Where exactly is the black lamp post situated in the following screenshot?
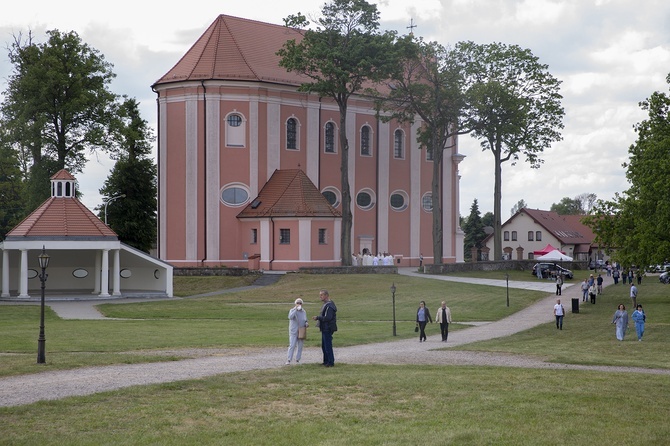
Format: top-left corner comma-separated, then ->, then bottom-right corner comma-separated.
37,246 -> 50,364
390,282 -> 397,336
505,273 -> 510,307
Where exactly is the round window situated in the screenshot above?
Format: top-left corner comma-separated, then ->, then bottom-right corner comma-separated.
227,114 -> 242,127
221,185 -> 250,207
321,187 -> 341,208
356,189 -> 376,210
390,192 -> 408,211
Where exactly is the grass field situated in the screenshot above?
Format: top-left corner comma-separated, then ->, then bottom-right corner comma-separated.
1,271 -> 669,445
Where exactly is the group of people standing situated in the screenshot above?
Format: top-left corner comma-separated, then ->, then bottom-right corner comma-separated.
416,300 -> 453,343
352,249 -> 395,266
285,289 -> 337,367
579,273 -> 603,304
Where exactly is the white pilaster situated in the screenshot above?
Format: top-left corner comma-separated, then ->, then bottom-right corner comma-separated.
100,249 -> 110,297
112,249 -> 121,296
18,249 -> 29,298
1,249 -> 9,297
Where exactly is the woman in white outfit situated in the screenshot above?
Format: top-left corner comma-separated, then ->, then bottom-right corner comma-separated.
287,298 -> 308,365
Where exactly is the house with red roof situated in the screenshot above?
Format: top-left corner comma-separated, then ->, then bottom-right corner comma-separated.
482,208 -> 605,263
151,15 -> 465,270
0,170 -> 173,299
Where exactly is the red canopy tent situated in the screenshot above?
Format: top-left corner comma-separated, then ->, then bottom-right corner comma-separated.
533,244 -> 565,256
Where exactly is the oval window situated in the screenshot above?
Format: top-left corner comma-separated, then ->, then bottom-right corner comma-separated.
422,193 -> 433,212
120,269 -> 132,279
154,269 -> 161,279
72,269 -> 89,279
221,185 -> 250,207
27,269 -> 38,279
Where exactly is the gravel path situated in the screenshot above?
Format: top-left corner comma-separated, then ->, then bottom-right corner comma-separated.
2,270 -> 667,408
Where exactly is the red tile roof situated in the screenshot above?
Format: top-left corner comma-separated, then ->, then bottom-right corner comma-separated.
237,169 -> 341,218
6,197 -> 117,239
51,169 -> 76,180
153,15 -> 308,87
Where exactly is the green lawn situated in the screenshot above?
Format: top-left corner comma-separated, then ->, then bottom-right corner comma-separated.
2,271 -> 669,445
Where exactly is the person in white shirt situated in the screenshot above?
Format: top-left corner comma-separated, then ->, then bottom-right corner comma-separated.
553,299 -> 565,330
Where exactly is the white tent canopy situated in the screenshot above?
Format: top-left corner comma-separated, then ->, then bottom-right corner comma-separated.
537,249 -> 573,262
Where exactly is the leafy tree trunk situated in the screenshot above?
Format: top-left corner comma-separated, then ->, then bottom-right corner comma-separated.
431,129 -> 443,264
493,139 -> 503,261
338,101 -> 352,265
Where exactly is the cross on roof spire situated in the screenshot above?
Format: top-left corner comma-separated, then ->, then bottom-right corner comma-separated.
407,18 -> 417,35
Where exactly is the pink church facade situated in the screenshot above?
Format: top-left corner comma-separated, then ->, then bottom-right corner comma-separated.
152,15 -> 465,270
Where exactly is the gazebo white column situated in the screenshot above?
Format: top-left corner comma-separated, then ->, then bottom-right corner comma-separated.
112,249 -> 121,296
92,251 -> 101,294
1,249 -> 9,297
99,249 -> 110,297
18,249 -> 29,298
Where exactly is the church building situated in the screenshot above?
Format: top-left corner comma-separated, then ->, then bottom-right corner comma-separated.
151,14 -> 465,270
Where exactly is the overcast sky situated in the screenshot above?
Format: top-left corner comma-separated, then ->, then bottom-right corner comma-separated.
1,0 -> 669,219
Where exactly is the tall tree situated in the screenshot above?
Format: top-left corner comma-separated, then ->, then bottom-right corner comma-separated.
277,0 -> 397,266
462,199 -> 486,261
550,197 -> 583,215
373,37 -> 469,264
0,130 -> 25,238
510,199 -> 527,216
0,29 -> 117,210
98,98 -> 157,253
458,41 -> 565,261
584,73 -> 670,267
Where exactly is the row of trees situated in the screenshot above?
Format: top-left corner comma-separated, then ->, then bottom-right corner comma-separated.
584,73 -> 670,268
278,0 -> 564,264
0,30 -> 156,252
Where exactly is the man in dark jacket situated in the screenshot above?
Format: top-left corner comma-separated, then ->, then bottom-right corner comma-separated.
313,289 -> 337,367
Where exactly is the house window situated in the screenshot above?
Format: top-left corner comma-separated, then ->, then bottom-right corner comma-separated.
504,231 -> 510,241
426,148 -> 433,161
318,228 -> 327,245
286,117 -> 298,150
512,231 -> 517,241
325,122 -> 336,153
536,231 -> 542,241
225,112 -> 245,147
360,125 -> 371,156
251,229 -> 257,244
279,229 -> 291,244
528,231 -> 534,241
422,193 -> 432,212
394,129 -> 404,159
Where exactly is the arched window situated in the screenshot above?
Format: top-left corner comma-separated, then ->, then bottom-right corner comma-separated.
286,117 -> 298,150
394,129 -> 404,159
536,231 -> 542,241
512,231 -> 518,241
504,231 -> 510,241
225,112 -> 246,147
325,122 -> 336,153
360,125 -> 372,156
528,231 -> 534,241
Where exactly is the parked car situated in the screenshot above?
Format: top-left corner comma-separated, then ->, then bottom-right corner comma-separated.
660,271 -> 670,284
532,263 -> 574,279
589,259 -> 605,270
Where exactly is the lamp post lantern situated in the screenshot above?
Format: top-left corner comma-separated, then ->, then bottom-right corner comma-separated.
390,282 -> 397,336
37,246 -> 50,364
103,194 -> 126,225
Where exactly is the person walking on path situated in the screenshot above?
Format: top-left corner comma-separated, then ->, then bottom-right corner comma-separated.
435,301 -> 452,342
313,289 -> 337,367
612,304 -> 629,341
630,283 -> 638,309
631,304 -> 646,341
581,278 -> 589,302
416,300 -> 432,342
286,298 -> 308,365
555,275 -> 563,296
553,299 -> 565,330
589,282 -> 598,304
